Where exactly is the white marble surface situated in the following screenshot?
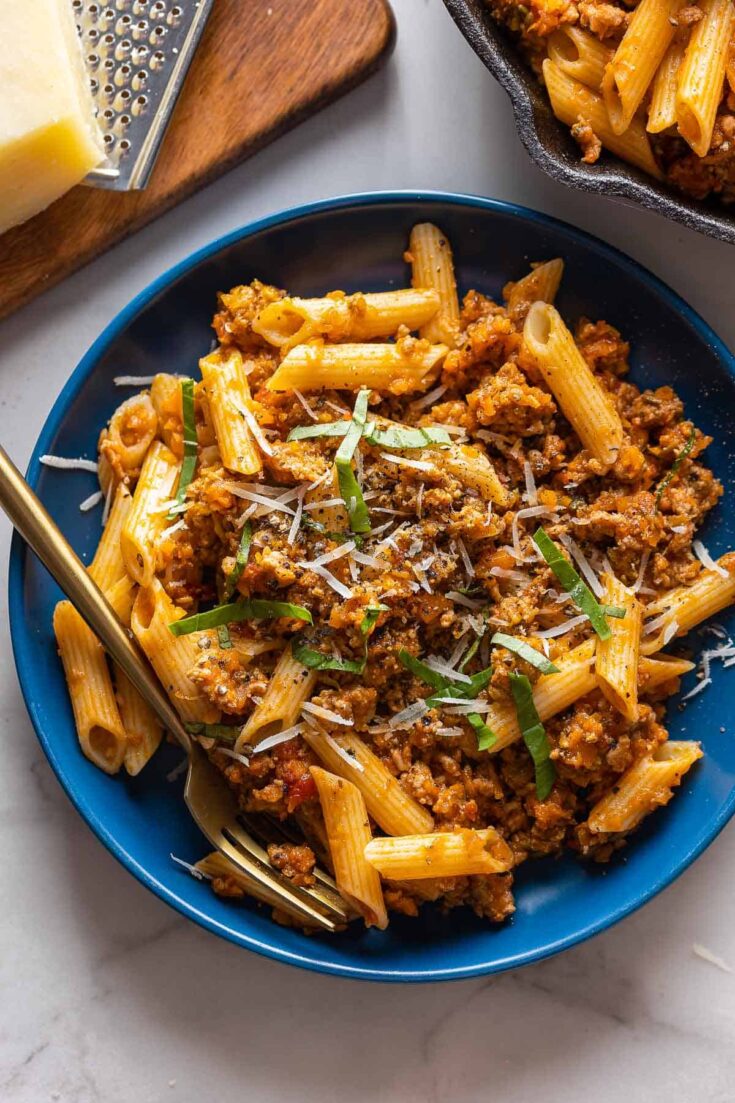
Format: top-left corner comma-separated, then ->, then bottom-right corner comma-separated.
2,1 -> 735,1099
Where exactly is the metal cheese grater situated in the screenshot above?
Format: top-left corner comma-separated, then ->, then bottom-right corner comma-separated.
73,0 -> 215,190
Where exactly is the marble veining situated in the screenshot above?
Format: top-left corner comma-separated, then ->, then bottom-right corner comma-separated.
2,2 -> 735,1099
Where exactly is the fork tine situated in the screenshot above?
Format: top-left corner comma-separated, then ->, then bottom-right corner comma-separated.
225,818 -> 351,924
236,812 -> 353,920
215,831 -> 340,932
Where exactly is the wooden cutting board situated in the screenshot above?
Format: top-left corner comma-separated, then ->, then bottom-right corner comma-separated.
0,0 -> 395,321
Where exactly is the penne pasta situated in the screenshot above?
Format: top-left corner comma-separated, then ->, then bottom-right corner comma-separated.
485,640 -> 597,753
302,731 -> 435,835
543,59 -> 663,177
266,339 -> 448,396
237,648 -> 317,749
504,258 -> 565,321
407,222 -> 461,347
364,827 -> 513,880
595,574 -> 642,721
104,575 -> 137,624
88,483 -> 132,592
648,38 -> 688,133
131,581 -> 220,724
638,654 -> 696,692
587,741 -> 702,833
442,444 -> 509,507
253,289 -> 441,351
120,441 -> 181,587
115,666 -> 164,776
98,393 -> 159,482
523,301 -> 624,469
642,553 -> 735,651
53,601 -> 126,774
199,345 -> 262,476
311,766 -> 388,929
602,0 -> 680,134
676,0 -> 734,155
548,27 -> 613,90
150,373 -> 192,458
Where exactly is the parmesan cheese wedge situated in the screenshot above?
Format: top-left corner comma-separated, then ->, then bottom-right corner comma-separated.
0,0 -> 104,234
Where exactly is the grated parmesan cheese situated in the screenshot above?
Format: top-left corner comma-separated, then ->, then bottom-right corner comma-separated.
240,404 -> 274,456
693,539 -> 729,579
113,374 -> 158,386
253,724 -> 304,753
523,461 -> 538,506
412,383 -> 447,409
324,733 -> 365,772
379,452 -> 436,473
293,388 -> 318,420
389,699 -> 428,729
692,943 -> 733,973
40,455 -> 98,473
535,614 -> 590,639
297,561 -> 353,599
79,490 -> 103,512
301,701 -> 353,726
170,853 -> 210,880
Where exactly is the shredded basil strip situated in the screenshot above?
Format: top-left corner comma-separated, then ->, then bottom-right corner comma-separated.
217,624 -> 232,649
360,604 -> 388,636
184,722 -> 240,742
601,605 -> 626,619
509,672 -> 555,800
223,521 -> 252,600
491,632 -> 559,674
533,527 -> 616,641
466,712 -> 497,751
365,424 -> 451,449
335,389 -> 371,534
291,637 -> 366,674
288,420 -> 351,441
169,378 -> 197,518
169,598 -> 312,636
655,426 -> 696,509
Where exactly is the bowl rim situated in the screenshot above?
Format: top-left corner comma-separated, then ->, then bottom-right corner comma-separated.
9,188 -> 735,982
441,0 -> 735,247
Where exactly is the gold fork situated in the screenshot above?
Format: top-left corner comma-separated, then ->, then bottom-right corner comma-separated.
0,444 -> 348,933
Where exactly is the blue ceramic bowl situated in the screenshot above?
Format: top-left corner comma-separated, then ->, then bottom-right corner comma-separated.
9,192 -> 735,982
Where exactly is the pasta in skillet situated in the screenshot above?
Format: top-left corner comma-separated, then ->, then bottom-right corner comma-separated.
52,223 -> 734,930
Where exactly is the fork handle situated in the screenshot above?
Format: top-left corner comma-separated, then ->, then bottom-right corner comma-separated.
0,445 -> 191,753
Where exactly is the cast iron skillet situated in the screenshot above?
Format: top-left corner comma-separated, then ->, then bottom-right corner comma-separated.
442,0 -> 735,245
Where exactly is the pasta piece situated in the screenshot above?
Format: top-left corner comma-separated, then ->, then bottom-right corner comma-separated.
311,766 -> 388,929
676,0 -> 734,156
266,340 -> 448,395
150,373 -> 186,457
638,654 -> 695,691
595,574 -> 642,721
485,640 -> 597,753
199,345 -> 262,476
504,258 -> 565,321
236,648 -> 317,749
602,0 -> 680,134
99,393 -> 159,481
120,441 -> 180,587
548,27 -> 613,89
53,601 -> 126,774
648,39 -> 687,133
543,59 -> 663,177
131,581 -> 220,723
523,301 -> 624,469
587,741 -> 702,833
364,828 -> 513,880
442,444 -> 509,507
115,667 -> 164,776
407,223 -> 461,347
252,289 -> 441,351
88,483 -> 132,592
104,575 -> 136,624
642,553 -> 735,651
302,731 -> 435,835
